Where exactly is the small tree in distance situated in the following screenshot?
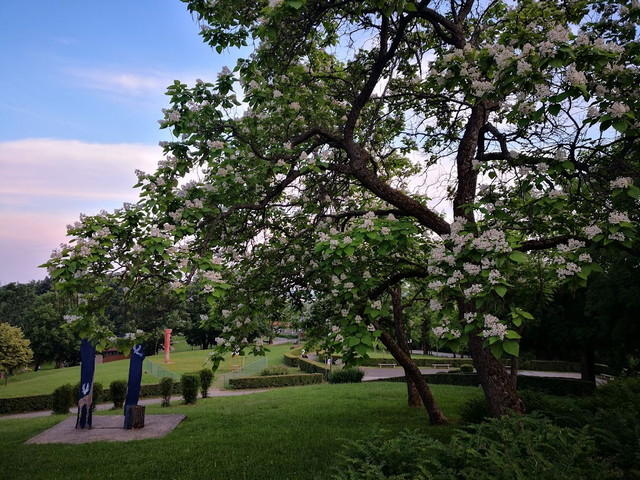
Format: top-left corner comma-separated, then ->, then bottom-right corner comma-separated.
0,322 -> 33,384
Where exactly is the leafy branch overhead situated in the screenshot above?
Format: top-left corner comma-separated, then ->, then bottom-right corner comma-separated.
44,0 -> 639,417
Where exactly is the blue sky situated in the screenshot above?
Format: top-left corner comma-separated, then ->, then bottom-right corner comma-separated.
0,1 -> 235,284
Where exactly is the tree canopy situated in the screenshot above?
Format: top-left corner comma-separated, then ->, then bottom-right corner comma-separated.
45,0 -> 639,417
0,323 -> 33,383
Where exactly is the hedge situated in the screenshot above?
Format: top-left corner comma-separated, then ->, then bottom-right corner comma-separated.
0,394 -> 53,415
283,352 -> 300,368
328,354 -> 597,373
519,359 -> 581,373
228,373 -> 323,389
0,382 -> 182,416
297,356 -> 330,376
517,375 -> 596,396
375,373 -> 596,396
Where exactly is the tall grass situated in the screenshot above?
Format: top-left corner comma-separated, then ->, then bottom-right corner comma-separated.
0,382 -> 482,480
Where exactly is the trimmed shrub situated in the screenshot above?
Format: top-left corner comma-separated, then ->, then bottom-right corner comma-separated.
109,380 -> 127,409
0,381 -> 184,415
333,415 -> 617,480
283,351 -> 300,367
519,359 -> 581,372
328,368 -> 365,384
92,382 -> 104,407
51,384 -> 74,414
199,368 -> 214,398
180,372 -> 200,404
139,381 -> 181,398
517,375 -> 595,396
259,365 -> 289,376
298,356 -> 330,376
0,394 -> 52,415
159,377 -> 174,407
73,381 -> 104,410
459,363 -> 474,373
229,373 -> 323,389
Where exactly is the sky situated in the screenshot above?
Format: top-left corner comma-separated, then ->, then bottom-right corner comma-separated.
0,0 -> 236,285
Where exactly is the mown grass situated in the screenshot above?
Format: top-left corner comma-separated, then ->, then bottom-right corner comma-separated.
0,361 -> 159,398
0,343 -> 298,398
0,382 -> 482,480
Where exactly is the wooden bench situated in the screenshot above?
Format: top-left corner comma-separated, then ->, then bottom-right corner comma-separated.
432,364 -> 451,369
599,373 -> 614,381
378,363 -> 397,368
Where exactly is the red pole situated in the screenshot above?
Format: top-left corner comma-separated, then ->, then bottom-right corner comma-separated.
164,329 -> 172,364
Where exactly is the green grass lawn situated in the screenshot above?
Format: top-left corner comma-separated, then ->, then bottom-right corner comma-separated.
0,343 -> 298,398
0,361 -> 159,398
0,382 -> 482,480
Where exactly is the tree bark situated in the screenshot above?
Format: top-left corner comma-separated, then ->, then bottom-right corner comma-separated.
378,329 -> 448,425
581,345 -> 596,382
468,335 -> 525,416
390,286 -> 421,407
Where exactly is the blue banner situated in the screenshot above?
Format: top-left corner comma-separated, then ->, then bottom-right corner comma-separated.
124,344 -> 145,409
76,338 -> 95,429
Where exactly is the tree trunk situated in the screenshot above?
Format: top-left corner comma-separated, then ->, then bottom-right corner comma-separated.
390,286 -> 421,407
581,345 -> 596,382
468,335 -> 525,417
421,319 -> 430,355
378,329 -> 448,425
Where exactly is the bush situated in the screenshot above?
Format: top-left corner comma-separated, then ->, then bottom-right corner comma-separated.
298,356 -> 330,376
51,384 -> 74,414
459,364 -> 474,373
328,368 -> 365,384
259,365 -> 289,376
229,373 -> 323,389
525,377 -> 640,474
459,395 -> 490,424
0,394 -> 52,415
333,415 -> 618,480
159,377 -> 175,407
73,381 -> 104,410
180,373 -> 200,404
283,351 -> 300,367
109,380 -> 127,409
517,375 -> 595,396
199,368 -> 214,398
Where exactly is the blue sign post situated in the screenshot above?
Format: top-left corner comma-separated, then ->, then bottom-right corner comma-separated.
76,338 -> 96,429
123,344 -> 145,429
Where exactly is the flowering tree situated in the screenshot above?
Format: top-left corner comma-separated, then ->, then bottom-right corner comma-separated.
46,0 -> 639,419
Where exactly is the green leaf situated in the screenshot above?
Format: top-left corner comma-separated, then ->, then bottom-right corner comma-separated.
613,119 -> 628,133
505,330 -> 521,340
490,343 -> 504,358
509,250 -> 527,263
286,0 -> 304,9
347,336 -> 360,347
495,285 -> 507,297
548,104 -> 561,116
503,340 -> 520,357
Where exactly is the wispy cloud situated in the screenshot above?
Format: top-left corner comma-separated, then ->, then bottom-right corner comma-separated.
0,138 -> 160,284
67,67 -> 170,97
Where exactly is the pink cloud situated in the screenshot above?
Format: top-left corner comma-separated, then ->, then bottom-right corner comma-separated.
0,138 -> 161,284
